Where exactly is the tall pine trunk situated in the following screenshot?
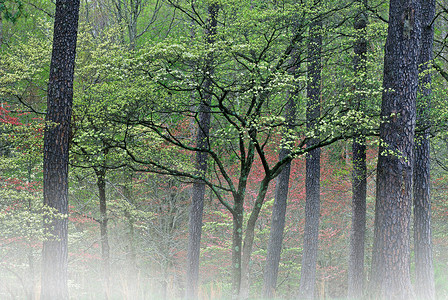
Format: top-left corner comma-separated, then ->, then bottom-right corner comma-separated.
185,4 -> 218,299
262,55 -> 299,298
41,1 -> 80,299
298,5 -> 322,298
348,0 -> 367,298
370,0 -> 421,298
413,0 -> 435,298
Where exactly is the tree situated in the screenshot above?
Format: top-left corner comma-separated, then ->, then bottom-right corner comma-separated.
110,0 -> 161,49
70,27 -> 131,296
0,0 -> 24,48
413,0 -> 436,298
262,58 -> 299,298
0,105 -> 45,300
348,0 -> 368,298
113,1 -> 378,297
41,0 -> 80,299
185,3 -> 218,299
370,0 -> 422,298
298,1 -> 322,298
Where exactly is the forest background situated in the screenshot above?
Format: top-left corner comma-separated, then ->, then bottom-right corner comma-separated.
1,0 -> 448,299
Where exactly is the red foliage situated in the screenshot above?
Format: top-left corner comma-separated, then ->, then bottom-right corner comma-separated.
0,103 -> 22,126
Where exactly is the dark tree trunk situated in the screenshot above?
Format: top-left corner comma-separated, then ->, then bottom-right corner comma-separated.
231,201 -> 244,299
348,1 -> 368,298
413,0 -> 435,299
262,66 -> 298,298
298,7 -> 322,298
370,1 -> 421,299
240,177 -> 271,299
41,1 -> 80,299
122,183 -> 137,298
127,217 -> 137,294
96,168 -> 111,299
262,158 -> 291,298
185,4 -> 218,299
230,138 -> 255,298
26,166 -> 36,300
0,13 -> 3,48
348,141 -> 366,298
127,0 -> 141,50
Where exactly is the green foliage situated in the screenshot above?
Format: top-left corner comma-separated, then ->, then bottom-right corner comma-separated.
0,0 -> 23,23
1,0 -> 448,298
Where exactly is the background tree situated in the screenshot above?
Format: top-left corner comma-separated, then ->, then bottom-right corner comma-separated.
413,0 -> 436,298
298,1 -> 322,298
348,0 -> 368,298
185,2 -> 218,299
262,46 -> 301,298
0,0 -> 23,48
70,27 -> 131,296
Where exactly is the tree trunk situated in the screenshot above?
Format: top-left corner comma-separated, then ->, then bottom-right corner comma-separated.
231,199 -> 244,299
348,141 -> 366,298
185,4 -> 218,299
0,13 -> 3,48
122,182 -> 137,298
229,138 -> 255,298
262,157 -> 291,298
262,71 -> 298,298
41,1 -> 80,299
96,168 -> 111,299
370,1 -> 421,299
240,177 -> 271,299
26,166 -> 36,300
413,0 -> 435,299
298,5 -> 322,299
348,1 -> 367,298
128,14 -> 137,50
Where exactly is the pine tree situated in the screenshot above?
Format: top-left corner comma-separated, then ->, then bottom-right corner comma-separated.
370,0 -> 422,298
298,1 -> 322,297
348,0 -> 368,298
41,0 -> 81,299
413,0 -> 436,298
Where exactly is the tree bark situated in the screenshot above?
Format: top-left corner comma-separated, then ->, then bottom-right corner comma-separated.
370,1 -> 421,299
185,4 -> 218,299
230,140 -> 255,298
262,155 -> 291,299
413,0 -> 435,299
262,62 -> 298,298
41,1 -> 80,299
348,1 -> 367,298
231,201 -> 244,299
348,141 -> 366,299
122,182 -> 137,298
0,13 -> 3,48
96,168 -> 111,299
240,176 -> 271,299
128,1 -> 138,50
298,6 -> 322,298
